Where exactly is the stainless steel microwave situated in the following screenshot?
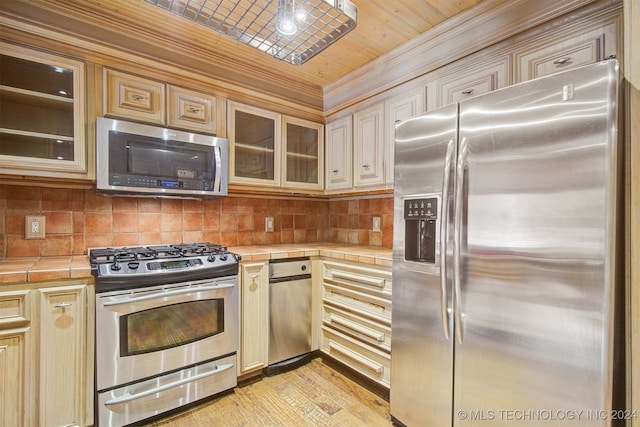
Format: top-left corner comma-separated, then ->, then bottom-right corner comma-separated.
96,117 -> 228,197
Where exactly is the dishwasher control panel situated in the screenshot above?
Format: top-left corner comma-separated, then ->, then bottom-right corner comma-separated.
269,257 -> 311,282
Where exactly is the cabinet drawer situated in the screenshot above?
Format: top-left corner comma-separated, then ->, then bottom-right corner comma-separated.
0,289 -> 30,328
322,301 -> 391,352
431,57 -> 509,109
323,283 -> 391,321
321,326 -> 390,388
104,69 -> 165,124
323,260 -> 392,294
167,85 -> 217,134
515,23 -> 617,82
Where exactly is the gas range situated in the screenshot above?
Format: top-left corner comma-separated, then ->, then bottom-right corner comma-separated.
89,242 -> 241,292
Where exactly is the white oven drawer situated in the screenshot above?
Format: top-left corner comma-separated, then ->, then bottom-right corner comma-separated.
98,354 -> 237,426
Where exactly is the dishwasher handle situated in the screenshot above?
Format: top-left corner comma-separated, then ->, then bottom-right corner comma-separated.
269,273 -> 312,284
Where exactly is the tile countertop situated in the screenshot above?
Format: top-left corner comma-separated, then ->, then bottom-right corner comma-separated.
0,244 -> 392,286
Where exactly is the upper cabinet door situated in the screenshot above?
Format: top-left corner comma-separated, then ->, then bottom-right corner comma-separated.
353,103 -> 384,188
0,43 -> 88,179
167,85 -> 217,135
514,22 -> 619,82
325,115 -> 353,192
282,115 -> 324,191
228,101 -> 281,187
385,88 -> 425,185
104,69 -> 165,125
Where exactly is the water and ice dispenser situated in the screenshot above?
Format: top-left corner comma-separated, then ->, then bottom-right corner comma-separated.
404,197 -> 438,263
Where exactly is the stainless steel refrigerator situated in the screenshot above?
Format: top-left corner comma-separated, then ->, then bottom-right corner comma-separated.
390,59 -> 624,426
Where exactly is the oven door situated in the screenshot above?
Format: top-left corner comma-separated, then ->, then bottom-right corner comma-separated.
95,276 -> 238,391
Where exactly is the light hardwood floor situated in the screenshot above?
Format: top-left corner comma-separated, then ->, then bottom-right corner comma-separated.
144,357 -> 393,427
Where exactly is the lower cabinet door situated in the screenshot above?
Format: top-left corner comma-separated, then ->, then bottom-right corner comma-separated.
0,329 -> 29,427
38,285 -> 88,427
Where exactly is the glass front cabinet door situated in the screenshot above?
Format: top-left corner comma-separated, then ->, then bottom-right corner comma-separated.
0,43 -> 87,179
229,101 -> 323,192
229,101 -> 281,187
282,116 -> 323,191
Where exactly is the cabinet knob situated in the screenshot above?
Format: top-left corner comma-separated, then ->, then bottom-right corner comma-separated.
553,57 -> 571,65
54,302 -> 72,309
332,169 -> 339,174
362,164 -> 370,170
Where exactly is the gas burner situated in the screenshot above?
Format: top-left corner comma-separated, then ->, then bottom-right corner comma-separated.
146,245 -> 181,258
173,243 -> 226,256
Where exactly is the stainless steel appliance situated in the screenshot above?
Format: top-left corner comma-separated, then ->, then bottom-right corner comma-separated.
268,257 -> 312,368
96,117 -> 228,197
391,60 -> 625,426
90,243 -> 241,427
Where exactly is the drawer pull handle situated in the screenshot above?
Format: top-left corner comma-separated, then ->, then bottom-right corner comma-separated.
187,105 -> 201,113
332,169 -> 339,174
54,302 -> 72,309
130,93 -> 146,101
362,164 -> 370,170
332,271 -> 385,288
323,298 -> 391,325
461,89 -> 473,95
553,57 -> 571,65
328,315 -> 385,341
329,342 -> 384,374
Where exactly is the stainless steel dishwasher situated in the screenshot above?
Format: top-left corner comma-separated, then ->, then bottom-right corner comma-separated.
268,257 -> 312,371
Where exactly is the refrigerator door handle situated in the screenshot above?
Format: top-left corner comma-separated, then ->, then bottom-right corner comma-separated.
440,138 -> 455,340
453,136 -> 468,344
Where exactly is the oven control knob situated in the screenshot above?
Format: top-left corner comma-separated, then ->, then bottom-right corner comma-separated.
220,253 -> 228,261
207,254 -> 216,263
128,262 -> 139,270
110,262 -> 122,271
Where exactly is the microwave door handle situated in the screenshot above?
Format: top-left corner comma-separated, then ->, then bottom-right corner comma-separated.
104,363 -> 234,405
214,146 -> 222,192
102,282 -> 235,307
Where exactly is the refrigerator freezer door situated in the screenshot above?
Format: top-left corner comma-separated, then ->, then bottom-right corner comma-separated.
391,103 -> 458,427
453,60 -> 619,425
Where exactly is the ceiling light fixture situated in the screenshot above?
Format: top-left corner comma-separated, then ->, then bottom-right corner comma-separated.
145,0 -> 357,65
275,0 -> 297,36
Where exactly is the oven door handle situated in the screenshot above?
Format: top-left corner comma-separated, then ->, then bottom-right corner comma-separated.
102,283 -> 235,307
104,362 -> 234,405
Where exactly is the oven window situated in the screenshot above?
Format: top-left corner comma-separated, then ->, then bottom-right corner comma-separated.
119,299 -> 224,356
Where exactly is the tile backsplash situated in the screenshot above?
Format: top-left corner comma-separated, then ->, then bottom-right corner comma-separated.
0,185 -> 393,257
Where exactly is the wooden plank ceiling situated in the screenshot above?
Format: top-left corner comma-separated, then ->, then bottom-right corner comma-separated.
0,0 -> 483,109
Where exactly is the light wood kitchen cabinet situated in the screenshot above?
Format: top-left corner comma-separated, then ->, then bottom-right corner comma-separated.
229,101 -> 281,187
282,116 -> 324,191
37,284 -> 91,427
427,56 -> 509,111
104,69 -> 218,134
0,281 -> 93,427
514,21 -> 619,83
0,289 -> 31,427
353,102 -> 385,188
167,85 -> 217,134
0,43 -> 88,180
104,68 -> 165,125
238,261 -> 269,375
320,260 -> 392,388
325,115 -> 353,192
229,101 -> 324,193
384,88 -> 425,185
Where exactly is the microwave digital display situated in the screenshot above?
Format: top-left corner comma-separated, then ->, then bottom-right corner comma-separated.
96,118 -> 228,197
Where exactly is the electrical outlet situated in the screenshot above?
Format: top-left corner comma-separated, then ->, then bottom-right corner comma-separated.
372,216 -> 381,232
25,215 -> 46,239
265,216 -> 275,232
